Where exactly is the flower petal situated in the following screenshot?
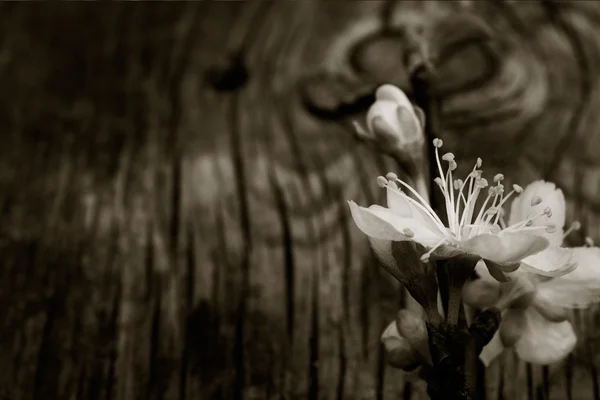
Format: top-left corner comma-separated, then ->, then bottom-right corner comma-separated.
462,278 -> 501,308
520,246 -> 577,277
536,246 -> 600,308
514,309 -> 576,365
349,201 -> 444,246
349,201 -> 410,241
375,84 -> 414,110
431,244 -> 468,260
474,259 -> 496,283
462,232 -> 549,264
480,331 -> 505,367
367,101 -> 403,135
381,320 -> 421,370
499,309 -> 527,346
386,187 -> 441,233
509,180 -> 566,246
368,238 -> 395,269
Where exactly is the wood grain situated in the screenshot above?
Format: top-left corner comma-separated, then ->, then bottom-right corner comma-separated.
1,1 -> 600,399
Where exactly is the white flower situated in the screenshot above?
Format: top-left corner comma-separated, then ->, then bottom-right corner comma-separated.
463,181 -> 600,365
349,139 -> 575,281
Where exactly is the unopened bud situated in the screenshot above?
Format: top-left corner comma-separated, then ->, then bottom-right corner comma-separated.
365,85 -> 424,158
381,321 -> 421,371
396,309 -> 432,365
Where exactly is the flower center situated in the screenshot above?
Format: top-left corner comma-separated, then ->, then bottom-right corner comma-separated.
377,138 -> 556,261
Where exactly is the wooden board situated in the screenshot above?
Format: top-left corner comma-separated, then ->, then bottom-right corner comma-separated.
1,1 -> 600,399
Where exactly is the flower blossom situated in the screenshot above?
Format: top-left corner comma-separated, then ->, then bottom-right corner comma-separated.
463,181 -> 600,365
348,138 -> 576,281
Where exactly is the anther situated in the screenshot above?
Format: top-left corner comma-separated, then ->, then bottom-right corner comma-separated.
388,181 -> 399,190
449,160 -> 457,171
377,176 -> 388,188
585,237 -> 595,247
494,174 -> 504,183
526,220 -> 533,227
433,138 -> 443,148
402,228 -> 415,237
420,254 -> 431,262
454,179 -> 463,190
543,207 -> 551,216
531,196 -> 542,206
545,224 -> 556,233
563,221 -> 581,239
513,184 -> 523,193
477,178 -> 489,188
442,152 -> 455,162
476,157 -> 482,168
434,177 -> 443,187
386,172 -> 398,181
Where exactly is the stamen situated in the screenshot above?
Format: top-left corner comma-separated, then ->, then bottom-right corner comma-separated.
386,172 -> 398,181
391,179 -> 447,230
402,228 -> 415,238
513,184 -> 523,193
377,176 -> 388,188
454,179 -> 463,190
442,152 -> 455,162
563,221 -> 581,239
476,157 -> 482,168
494,174 -> 504,183
531,196 -> 542,206
433,138 -> 443,148
420,238 -> 448,262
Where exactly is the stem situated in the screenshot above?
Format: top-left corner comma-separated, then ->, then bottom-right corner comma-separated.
410,65 -> 483,400
447,284 -> 463,326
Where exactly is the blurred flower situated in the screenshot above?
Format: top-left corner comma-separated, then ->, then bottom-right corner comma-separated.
381,309 -> 432,370
463,181 -> 600,365
349,139 -> 574,282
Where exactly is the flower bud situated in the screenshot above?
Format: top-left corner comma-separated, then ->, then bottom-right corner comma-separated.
499,309 -> 526,347
381,320 -> 421,370
396,309 -> 432,365
364,85 -> 424,153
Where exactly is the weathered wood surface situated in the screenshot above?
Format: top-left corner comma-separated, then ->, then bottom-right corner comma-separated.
1,1 -> 600,399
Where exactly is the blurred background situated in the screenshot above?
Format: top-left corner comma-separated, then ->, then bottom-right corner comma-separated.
1,1 -> 600,399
